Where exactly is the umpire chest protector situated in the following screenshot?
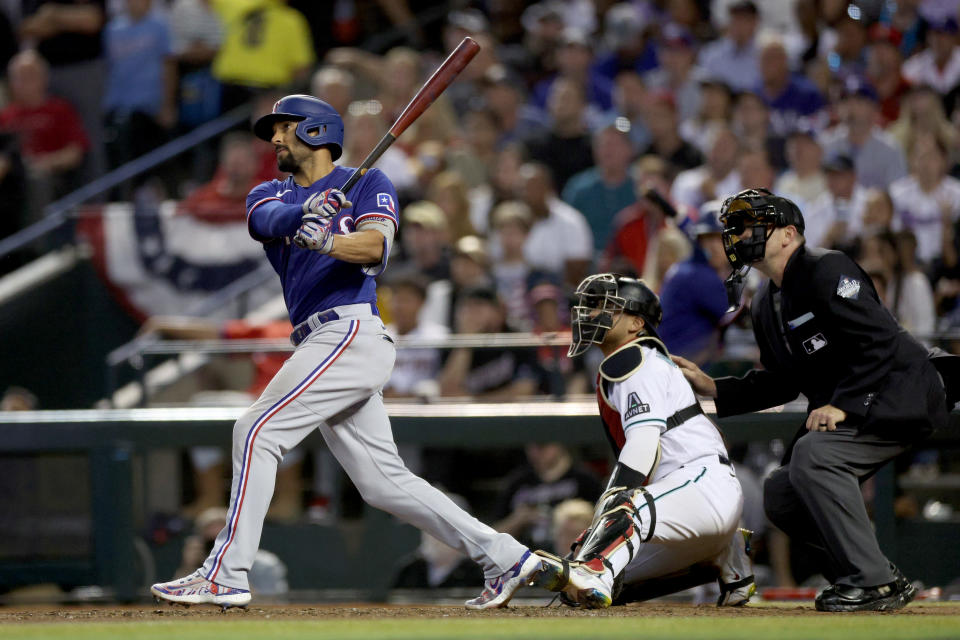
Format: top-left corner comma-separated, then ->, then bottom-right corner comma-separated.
595,336 -> 703,456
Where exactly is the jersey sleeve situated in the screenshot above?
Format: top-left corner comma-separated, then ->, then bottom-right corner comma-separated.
246,181 -> 303,241
608,357 -> 672,435
351,168 -> 399,276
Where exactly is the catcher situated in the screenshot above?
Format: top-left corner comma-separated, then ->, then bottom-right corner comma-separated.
532,274 -> 754,608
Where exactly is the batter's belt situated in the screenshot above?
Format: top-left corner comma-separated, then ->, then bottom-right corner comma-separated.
290,302 -> 378,346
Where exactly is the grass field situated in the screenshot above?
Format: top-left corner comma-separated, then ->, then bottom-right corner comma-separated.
4,603 -> 960,640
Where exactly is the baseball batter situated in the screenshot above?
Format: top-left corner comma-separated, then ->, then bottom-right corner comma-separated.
151,95 -> 540,609
532,274 -> 754,608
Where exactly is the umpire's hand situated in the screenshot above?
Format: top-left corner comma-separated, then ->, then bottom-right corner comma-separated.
806,405 -> 846,432
671,355 -> 718,398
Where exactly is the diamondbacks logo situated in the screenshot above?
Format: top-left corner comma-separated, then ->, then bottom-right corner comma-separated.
623,392 -> 650,420
377,193 -> 396,215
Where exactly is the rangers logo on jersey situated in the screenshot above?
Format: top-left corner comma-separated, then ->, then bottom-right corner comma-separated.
377,193 -> 396,215
624,392 -> 650,420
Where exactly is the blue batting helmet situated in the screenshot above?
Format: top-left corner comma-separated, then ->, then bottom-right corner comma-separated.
253,95 -> 344,160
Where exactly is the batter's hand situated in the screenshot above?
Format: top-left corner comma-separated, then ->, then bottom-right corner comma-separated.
302,188 -> 352,222
806,405 -> 846,432
671,355 -> 718,398
294,219 -> 335,253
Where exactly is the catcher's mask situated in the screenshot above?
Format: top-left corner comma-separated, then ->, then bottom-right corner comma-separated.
719,188 -> 804,309
569,274 -> 662,357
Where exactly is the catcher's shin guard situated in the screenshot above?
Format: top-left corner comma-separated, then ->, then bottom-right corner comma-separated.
574,486 -> 650,581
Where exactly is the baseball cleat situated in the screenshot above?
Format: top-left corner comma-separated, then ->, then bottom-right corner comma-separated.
532,551 -> 612,609
717,575 -> 756,606
150,570 -> 251,609
465,550 -> 542,609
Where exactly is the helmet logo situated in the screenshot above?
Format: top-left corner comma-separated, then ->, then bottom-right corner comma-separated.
273,100 -> 281,113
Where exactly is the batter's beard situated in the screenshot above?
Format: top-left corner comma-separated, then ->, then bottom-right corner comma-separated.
276,148 -> 299,173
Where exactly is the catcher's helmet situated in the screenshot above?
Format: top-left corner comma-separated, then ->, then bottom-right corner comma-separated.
569,273 -> 662,357
253,95 -> 345,160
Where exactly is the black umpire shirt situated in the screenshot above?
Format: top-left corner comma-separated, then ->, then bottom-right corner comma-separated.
714,244 -> 948,452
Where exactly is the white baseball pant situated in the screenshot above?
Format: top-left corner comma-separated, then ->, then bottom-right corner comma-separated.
201,308 -> 526,589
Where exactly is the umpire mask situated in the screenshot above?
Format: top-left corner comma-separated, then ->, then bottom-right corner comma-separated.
719,188 -> 805,308
569,274 -> 662,357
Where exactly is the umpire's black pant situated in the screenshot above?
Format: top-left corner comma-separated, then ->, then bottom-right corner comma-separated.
763,423 -> 930,587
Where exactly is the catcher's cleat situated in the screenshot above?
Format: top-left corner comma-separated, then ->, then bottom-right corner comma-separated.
532,551 -> 612,609
151,569 -> 251,609
465,550 -> 542,610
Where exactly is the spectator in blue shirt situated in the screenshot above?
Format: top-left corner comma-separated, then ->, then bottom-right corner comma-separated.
590,3 -> 658,84
532,28 -> 615,125
697,0 -> 761,92
102,0 -> 176,170
658,202 -> 730,364
757,35 -> 826,136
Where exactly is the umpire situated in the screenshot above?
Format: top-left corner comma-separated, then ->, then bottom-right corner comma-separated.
673,188 -> 950,612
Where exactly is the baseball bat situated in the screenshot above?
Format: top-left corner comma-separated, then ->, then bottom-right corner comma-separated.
339,37 -> 481,194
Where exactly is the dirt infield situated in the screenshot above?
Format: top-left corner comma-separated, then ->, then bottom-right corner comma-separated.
4,602 -> 960,623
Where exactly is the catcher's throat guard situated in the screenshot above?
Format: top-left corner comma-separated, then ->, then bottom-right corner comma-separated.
569,274 -> 663,357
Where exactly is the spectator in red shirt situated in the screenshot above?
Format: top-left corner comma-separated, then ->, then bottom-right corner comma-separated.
0,50 -> 89,210
180,132 -> 261,222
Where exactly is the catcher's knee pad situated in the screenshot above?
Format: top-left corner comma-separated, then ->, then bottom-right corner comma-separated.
575,487 -> 647,570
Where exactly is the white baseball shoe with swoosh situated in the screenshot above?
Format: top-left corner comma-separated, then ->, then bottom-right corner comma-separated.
465,550 -> 542,609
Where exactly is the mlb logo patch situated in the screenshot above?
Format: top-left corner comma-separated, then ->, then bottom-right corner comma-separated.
377,193 -> 396,215
803,333 -> 828,354
837,275 -> 860,300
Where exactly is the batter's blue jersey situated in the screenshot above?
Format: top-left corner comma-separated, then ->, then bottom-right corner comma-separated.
245,166 -> 399,326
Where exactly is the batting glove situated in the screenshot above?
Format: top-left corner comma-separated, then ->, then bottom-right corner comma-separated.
294,219 -> 335,253
302,188 -> 351,222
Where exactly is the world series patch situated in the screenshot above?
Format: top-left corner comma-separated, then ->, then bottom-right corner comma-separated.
837,275 -> 860,299
623,392 -> 650,420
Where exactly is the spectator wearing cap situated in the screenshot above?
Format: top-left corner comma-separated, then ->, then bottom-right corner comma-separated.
820,77 -> 908,189
818,2 -> 870,79
532,28 -> 615,125
658,202 -> 730,364
902,16 -> 960,95
481,65 -> 547,146
775,126 -> 827,212
562,124 -> 637,251
528,280 -> 581,395
591,3 -> 659,83
643,23 -> 706,123
523,77 -> 594,191
820,153 -> 869,247
392,201 -> 451,282
639,91 -> 705,174
865,25 -> 911,125
383,272 -> 449,399
890,132 -> 960,266
756,34 -> 826,136
446,106 -> 501,189
489,201 -> 537,331
671,126 -> 741,211
697,0 -> 762,92
679,77 -> 734,154
437,286 -> 543,399
515,163 -> 593,286
732,89 -> 788,171
468,143 -> 525,235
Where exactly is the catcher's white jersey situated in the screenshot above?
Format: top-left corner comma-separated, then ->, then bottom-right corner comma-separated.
604,345 -> 727,481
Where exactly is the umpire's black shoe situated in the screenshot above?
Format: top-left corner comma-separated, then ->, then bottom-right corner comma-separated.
890,564 -> 918,606
814,579 -> 912,612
